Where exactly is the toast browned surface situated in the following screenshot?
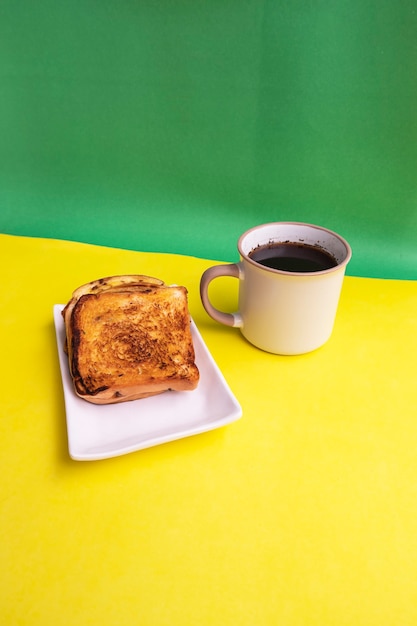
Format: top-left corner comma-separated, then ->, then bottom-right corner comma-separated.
62,275 -> 199,404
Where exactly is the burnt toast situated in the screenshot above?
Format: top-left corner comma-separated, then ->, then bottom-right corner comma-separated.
62,275 -> 199,404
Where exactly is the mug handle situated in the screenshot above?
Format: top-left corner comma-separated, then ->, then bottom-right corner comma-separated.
200,264 -> 243,328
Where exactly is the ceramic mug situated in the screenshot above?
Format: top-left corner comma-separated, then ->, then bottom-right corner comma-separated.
200,222 -> 352,355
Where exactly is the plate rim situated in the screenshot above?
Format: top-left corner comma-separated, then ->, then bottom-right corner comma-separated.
53,304 -> 242,460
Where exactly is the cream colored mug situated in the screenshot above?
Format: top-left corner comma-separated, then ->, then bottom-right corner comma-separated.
200,222 -> 352,355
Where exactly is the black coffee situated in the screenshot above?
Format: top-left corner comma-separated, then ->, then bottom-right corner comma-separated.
249,242 -> 338,272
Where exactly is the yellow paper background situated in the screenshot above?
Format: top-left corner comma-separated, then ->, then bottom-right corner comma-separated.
1,234 -> 417,626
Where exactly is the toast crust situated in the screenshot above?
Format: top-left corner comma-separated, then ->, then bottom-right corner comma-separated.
62,275 -> 199,404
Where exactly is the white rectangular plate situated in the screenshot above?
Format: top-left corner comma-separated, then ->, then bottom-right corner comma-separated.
54,305 -> 242,460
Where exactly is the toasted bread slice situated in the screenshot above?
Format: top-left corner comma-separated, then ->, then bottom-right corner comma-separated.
62,275 -> 199,404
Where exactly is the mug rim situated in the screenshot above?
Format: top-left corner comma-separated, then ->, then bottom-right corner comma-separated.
238,221 -> 352,276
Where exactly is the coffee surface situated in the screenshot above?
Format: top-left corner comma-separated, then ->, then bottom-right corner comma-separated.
249,242 -> 337,272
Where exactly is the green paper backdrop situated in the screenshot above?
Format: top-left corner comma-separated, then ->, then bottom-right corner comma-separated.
1,1 -> 416,279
